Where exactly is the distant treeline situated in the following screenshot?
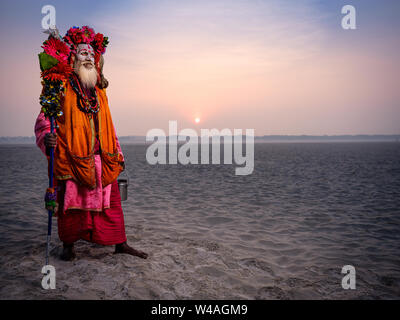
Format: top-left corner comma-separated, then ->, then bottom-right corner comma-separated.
254,135 -> 400,142
1,135 -> 399,144
118,135 -> 400,143
0,136 -> 36,144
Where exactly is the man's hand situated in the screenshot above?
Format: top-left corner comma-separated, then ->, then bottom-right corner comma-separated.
44,133 -> 57,148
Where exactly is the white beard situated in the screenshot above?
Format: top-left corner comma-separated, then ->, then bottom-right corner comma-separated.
74,61 -> 98,89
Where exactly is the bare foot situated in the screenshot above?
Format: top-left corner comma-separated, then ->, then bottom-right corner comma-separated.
115,242 -> 148,259
60,243 -> 76,261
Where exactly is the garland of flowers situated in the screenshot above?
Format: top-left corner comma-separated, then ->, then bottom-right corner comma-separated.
38,34 -> 73,211
38,37 -> 72,119
69,73 -> 100,114
63,26 -> 109,56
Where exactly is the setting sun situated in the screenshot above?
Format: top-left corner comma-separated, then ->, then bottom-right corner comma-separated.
195,117 -> 200,124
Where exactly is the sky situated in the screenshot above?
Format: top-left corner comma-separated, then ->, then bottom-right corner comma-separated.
0,0 -> 399,136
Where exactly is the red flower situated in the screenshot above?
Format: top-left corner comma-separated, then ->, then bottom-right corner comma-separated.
64,27 -> 84,49
94,33 -> 104,43
74,32 -> 83,44
93,33 -> 105,54
82,26 -> 95,42
42,38 -> 71,63
41,62 -> 73,81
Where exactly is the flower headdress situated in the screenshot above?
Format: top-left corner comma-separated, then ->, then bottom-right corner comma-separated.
38,26 -> 109,118
63,26 -> 109,56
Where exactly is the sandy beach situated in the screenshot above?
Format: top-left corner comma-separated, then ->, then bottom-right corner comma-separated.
0,143 -> 399,299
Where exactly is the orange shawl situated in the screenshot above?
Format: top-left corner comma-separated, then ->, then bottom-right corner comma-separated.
54,80 -> 124,189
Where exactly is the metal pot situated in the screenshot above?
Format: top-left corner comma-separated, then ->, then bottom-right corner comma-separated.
118,177 -> 129,201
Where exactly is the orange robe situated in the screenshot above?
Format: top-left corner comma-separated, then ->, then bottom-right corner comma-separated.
35,79 -> 127,245
54,80 -> 124,189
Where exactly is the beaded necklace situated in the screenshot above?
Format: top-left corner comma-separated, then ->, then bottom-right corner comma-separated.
69,73 -> 99,115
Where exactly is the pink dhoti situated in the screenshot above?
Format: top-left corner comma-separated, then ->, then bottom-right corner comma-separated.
57,180 -> 127,245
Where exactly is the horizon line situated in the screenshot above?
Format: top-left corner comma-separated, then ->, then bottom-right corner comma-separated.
1,134 -> 400,141
1,134 -> 400,138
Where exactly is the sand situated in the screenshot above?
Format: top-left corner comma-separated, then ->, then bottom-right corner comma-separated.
0,143 -> 399,299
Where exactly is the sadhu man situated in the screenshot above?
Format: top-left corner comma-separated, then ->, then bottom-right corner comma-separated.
35,26 -> 148,261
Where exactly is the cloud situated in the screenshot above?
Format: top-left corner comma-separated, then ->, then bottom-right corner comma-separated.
91,0 -> 334,134
1,0 -> 398,135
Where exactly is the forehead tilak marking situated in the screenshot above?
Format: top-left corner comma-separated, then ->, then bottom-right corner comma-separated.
78,44 -> 94,54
